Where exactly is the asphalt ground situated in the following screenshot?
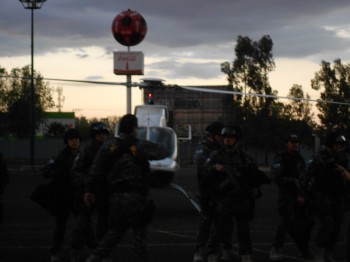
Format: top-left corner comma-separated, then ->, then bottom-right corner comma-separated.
0,163 -> 348,262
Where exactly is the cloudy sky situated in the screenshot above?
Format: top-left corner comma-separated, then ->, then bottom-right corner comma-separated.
1,0 -> 350,118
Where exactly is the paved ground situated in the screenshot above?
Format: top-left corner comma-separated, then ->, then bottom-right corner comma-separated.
0,162 -> 348,262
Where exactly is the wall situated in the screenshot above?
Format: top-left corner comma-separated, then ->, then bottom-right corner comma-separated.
0,139 -> 64,162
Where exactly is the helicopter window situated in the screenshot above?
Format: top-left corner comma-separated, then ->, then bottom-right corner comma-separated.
136,127 -> 147,140
149,127 -> 175,156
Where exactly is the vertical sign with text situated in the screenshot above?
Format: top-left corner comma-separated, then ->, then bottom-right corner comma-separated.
113,51 -> 144,75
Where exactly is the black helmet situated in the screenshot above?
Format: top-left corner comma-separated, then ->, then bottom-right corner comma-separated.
89,122 -> 110,137
221,125 -> 242,139
325,131 -> 347,147
335,135 -> 347,144
205,121 -> 224,137
286,134 -> 299,143
118,114 -> 138,135
63,128 -> 81,144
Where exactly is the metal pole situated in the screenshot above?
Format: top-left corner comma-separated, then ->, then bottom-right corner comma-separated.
126,74 -> 132,114
30,7 -> 35,166
19,0 -> 46,166
126,46 -> 132,114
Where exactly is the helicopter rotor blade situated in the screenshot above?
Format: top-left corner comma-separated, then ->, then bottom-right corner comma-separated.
43,77 -> 153,88
0,75 -> 140,87
44,77 -> 131,86
179,86 -> 350,106
2,74 -> 350,106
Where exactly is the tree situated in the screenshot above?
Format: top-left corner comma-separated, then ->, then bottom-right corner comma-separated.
104,115 -> 121,134
75,116 -> 90,140
0,65 -> 55,137
284,84 -> 315,128
221,36 -> 316,162
44,122 -> 65,138
221,35 -> 281,163
221,35 -> 277,118
311,59 -> 350,133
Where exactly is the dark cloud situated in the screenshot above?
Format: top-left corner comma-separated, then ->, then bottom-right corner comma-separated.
2,0 -> 350,79
85,75 -> 104,80
147,59 -> 222,79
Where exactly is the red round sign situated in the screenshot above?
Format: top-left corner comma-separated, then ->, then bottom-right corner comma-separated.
111,9 -> 147,47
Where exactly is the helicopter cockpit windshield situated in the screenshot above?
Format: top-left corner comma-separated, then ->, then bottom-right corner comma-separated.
136,126 -> 177,160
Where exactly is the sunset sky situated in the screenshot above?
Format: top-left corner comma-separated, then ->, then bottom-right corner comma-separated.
1,1 -> 350,118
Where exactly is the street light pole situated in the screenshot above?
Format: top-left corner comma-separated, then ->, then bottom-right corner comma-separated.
19,0 -> 46,166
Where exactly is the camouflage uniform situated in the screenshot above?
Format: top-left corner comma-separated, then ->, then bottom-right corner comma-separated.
193,139 -> 225,254
204,146 -> 256,257
86,134 -> 168,262
270,150 -> 310,255
71,139 -> 105,251
305,146 -> 348,254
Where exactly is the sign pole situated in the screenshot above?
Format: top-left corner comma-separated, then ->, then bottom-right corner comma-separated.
126,75 -> 132,114
126,46 -> 132,114
111,9 -> 147,115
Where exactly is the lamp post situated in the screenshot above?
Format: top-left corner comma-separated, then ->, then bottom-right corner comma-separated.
18,0 -> 46,166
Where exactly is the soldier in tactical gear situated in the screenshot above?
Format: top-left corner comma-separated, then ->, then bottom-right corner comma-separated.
193,121 -> 233,262
269,134 -> 313,261
305,131 -> 349,262
44,128 -> 81,262
84,114 -> 168,262
204,125 -> 263,262
70,122 -> 110,262
0,150 -> 9,232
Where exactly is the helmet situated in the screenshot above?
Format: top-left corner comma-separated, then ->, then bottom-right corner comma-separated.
335,135 -> 347,144
118,114 -> 138,135
221,125 -> 242,139
89,122 -> 110,137
205,121 -> 224,137
63,128 -> 81,144
325,131 -> 347,147
286,134 -> 299,143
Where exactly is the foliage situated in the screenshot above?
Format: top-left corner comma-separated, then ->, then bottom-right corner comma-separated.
242,113 -> 314,151
221,35 -> 278,119
75,116 -> 90,141
75,115 -> 121,141
44,122 -> 66,138
104,115 -> 122,134
0,65 -> 55,137
221,35 -> 316,156
221,35 -> 350,155
311,59 -> 350,135
284,84 -> 315,128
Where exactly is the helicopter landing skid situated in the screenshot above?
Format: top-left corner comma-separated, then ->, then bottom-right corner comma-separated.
168,183 -> 201,213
